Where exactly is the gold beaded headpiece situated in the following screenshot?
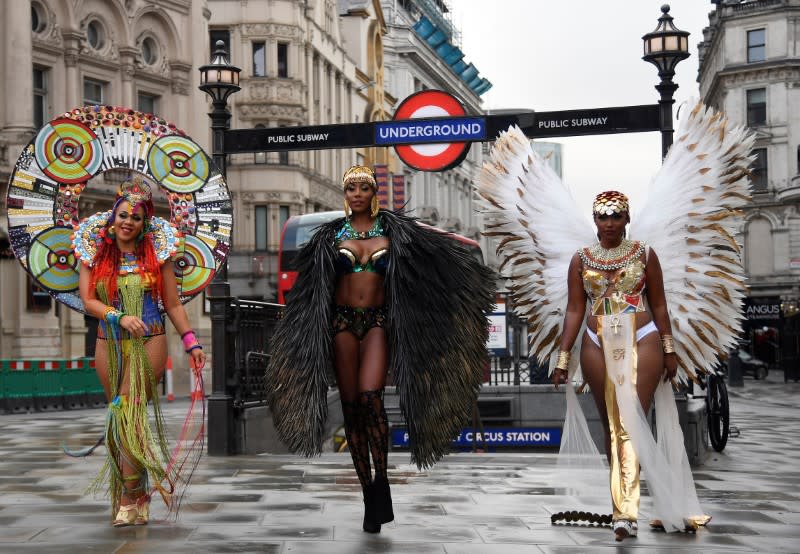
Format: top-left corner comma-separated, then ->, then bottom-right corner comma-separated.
113,177 -> 154,218
342,165 -> 377,191
592,190 -> 629,216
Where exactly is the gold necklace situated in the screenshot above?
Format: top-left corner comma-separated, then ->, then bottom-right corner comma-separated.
579,239 -> 644,271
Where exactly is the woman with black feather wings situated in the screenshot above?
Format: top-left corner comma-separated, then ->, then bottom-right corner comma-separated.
266,165 -> 495,533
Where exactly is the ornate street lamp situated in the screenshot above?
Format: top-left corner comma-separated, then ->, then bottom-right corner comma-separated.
198,40 -> 240,456
642,4 -> 690,159
199,40 -> 241,177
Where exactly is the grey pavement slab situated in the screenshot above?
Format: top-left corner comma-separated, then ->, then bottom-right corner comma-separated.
1,371 -> 799,552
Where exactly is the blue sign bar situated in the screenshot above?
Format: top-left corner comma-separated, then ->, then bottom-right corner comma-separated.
391,427 -> 561,448
374,117 -> 486,146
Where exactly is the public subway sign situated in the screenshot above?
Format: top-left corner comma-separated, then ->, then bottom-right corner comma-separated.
223,95 -> 661,171
391,427 -> 562,448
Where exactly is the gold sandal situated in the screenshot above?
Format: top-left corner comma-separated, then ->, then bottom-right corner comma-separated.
112,504 -> 138,527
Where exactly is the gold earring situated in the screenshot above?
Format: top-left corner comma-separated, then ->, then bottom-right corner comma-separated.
343,198 -> 350,217
371,196 -> 379,217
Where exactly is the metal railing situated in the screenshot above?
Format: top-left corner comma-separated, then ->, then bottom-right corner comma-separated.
229,299 -> 282,408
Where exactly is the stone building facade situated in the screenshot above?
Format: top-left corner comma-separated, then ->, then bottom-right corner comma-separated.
698,0 -> 800,369
0,0 -> 211,361
379,0 -> 492,261
207,0 -> 395,300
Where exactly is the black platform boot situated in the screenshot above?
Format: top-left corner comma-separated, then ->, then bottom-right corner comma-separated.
372,475 -> 394,524
362,483 -> 381,533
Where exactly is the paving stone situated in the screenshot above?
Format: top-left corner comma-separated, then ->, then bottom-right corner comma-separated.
0,374 -> 797,551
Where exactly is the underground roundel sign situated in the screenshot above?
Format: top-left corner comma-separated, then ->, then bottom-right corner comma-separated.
391,90 -> 470,172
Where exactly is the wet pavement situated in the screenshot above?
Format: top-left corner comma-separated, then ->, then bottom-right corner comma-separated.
1,372 -> 798,553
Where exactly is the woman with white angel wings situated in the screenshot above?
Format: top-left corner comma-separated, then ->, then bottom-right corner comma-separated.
477,100 -> 754,541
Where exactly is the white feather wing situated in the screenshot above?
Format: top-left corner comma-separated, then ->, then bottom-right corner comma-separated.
476,125 -> 594,367
630,100 -> 755,381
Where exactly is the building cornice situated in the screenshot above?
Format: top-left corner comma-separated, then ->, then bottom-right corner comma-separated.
705,60 -> 800,102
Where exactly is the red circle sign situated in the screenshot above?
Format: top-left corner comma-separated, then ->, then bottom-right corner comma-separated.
393,90 -> 469,171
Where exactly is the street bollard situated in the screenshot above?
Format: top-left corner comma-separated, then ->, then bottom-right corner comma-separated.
728,349 -> 744,387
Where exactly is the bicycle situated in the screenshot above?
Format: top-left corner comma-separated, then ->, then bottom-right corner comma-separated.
696,366 -> 730,452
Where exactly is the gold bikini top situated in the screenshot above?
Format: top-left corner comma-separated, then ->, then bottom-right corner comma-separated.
578,240 -> 647,316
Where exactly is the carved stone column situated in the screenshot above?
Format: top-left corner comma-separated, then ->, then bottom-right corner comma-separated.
4,2 -> 34,136
63,31 -> 82,109
119,46 -> 138,108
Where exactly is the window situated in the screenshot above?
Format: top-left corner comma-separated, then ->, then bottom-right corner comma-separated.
255,206 -> 268,250
141,37 -> 158,65
86,20 -> 105,50
279,206 -> 290,234
83,78 -> 105,106
277,42 -> 289,78
137,92 -> 158,114
252,42 -> 266,77
27,276 -> 51,312
747,28 -> 765,63
33,67 -> 48,129
31,3 -> 45,33
746,88 -> 766,127
751,148 -> 768,192
209,29 -> 231,57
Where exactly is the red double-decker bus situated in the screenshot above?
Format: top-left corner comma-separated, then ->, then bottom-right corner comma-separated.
277,211 -> 484,304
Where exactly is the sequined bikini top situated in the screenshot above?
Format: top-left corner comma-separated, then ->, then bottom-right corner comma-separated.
578,240 -> 647,315
335,217 -> 389,275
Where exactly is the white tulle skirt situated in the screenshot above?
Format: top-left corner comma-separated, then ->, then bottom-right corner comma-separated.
557,313 -> 708,532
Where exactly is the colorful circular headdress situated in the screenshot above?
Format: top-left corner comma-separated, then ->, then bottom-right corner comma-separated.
342,165 -> 376,190
5,106 -> 233,313
592,190 -> 630,216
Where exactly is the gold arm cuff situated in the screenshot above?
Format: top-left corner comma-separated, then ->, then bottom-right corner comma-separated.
661,334 -> 676,354
555,350 -> 571,371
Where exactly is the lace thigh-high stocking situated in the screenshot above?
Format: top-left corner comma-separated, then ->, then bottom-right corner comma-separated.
359,389 -> 393,524
342,400 -> 372,489
359,389 -> 389,480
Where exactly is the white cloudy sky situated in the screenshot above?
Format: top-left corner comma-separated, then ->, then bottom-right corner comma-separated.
453,0 -> 716,214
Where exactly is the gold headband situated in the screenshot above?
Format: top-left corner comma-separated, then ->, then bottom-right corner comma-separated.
593,190 -> 629,215
342,165 -> 376,190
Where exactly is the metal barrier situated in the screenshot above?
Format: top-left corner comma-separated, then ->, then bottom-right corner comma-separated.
0,358 -> 103,414
207,296 -> 283,455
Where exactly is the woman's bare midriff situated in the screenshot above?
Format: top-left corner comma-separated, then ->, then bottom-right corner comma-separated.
335,272 -> 385,307
587,311 -> 653,334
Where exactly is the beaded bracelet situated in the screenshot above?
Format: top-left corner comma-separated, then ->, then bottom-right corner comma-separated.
182,330 -> 203,353
103,306 -> 123,326
661,334 -> 676,354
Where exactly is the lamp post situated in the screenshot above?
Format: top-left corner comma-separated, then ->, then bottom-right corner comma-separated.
642,4 -> 690,159
198,40 -> 240,455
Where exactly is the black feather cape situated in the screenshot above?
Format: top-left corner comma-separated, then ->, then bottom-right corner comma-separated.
266,209 -> 496,469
